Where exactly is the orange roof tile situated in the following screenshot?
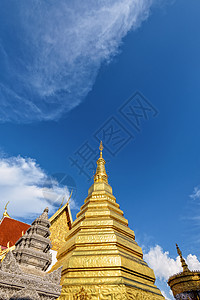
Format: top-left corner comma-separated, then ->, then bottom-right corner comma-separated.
0,217 -> 30,248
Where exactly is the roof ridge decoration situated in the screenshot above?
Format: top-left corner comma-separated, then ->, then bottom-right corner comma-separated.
58,190 -> 73,210
49,191 -> 73,223
2,201 -> 10,220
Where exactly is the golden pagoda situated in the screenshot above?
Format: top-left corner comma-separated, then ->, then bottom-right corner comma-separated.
168,244 -> 200,299
51,142 -> 164,299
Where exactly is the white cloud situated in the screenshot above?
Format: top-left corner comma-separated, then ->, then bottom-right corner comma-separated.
144,245 -> 181,281
0,0 -> 161,123
144,245 -> 200,281
186,254 -> 200,271
144,245 -> 200,300
161,290 -> 171,300
0,156 -> 76,220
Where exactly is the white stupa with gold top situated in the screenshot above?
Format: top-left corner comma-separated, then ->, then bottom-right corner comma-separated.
51,142 -> 164,300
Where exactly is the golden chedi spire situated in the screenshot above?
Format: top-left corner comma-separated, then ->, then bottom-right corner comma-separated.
176,243 -> 190,273
51,144 -> 164,300
168,244 -> 200,299
94,141 -> 108,184
88,141 -> 113,196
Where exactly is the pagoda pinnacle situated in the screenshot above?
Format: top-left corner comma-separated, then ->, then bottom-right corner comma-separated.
176,244 -> 189,272
94,141 -> 108,184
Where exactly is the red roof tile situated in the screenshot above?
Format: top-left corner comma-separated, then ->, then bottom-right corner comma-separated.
0,217 -> 30,248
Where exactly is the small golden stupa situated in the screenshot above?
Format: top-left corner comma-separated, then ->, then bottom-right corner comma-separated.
168,244 -> 200,299
51,142 -> 164,299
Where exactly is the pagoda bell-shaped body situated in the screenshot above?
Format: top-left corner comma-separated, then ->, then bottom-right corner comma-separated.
51,142 -> 164,300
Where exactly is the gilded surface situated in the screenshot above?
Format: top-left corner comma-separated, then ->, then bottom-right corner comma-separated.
168,271 -> 200,297
168,245 -> 200,298
50,204 -> 72,251
0,245 -> 15,261
2,201 -> 11,219
51,143 -> 164,300
60,285 -> 163,300
73,287 -> 91,300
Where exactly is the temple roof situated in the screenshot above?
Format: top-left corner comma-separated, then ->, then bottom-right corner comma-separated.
49,198 -> 73,251
0,198 -> 73,253
49,200 -> 73,225
0,216 -> 30,248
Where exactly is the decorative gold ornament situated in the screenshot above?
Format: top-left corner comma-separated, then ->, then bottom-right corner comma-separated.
51,142 -> 164,299
176,243 -> 189,272
168,244 -> 200,298
73,287 -> 91,300
0,244 -> 15,261
93,141 -> 108,184
49,193 -> 73,251
0,202 -> 11,260
2,201 -> 10,219
59,191 -> 73,210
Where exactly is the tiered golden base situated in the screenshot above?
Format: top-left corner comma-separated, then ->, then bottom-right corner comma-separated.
60,284 -> 163,300
51,144 -> 164,300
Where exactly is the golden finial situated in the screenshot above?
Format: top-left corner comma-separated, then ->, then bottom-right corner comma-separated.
99,141 -> 103,158
59,196 -> 65,210
3,201 -> 10,219
59,190 -> 73,210
66,190 -> 73,205
94,141 -> 108,184
176,244 -> 189,272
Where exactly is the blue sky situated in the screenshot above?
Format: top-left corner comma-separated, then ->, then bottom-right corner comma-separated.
0,1 -> 200,298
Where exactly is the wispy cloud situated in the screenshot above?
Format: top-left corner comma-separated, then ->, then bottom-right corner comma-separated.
0,0 -> 160,123
0,156 -> 76,220
184,185 -> 200,231
190,186 -> 200,201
